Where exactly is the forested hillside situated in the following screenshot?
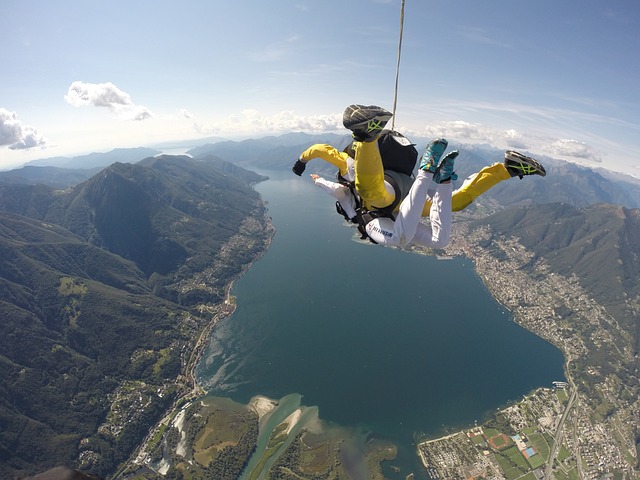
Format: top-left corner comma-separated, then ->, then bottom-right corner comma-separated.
472,203 -> 640,351
464,203 -> 640,447
0,156 -> 272,478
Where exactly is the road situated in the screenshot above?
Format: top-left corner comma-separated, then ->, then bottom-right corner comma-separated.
544,359 -> 579,480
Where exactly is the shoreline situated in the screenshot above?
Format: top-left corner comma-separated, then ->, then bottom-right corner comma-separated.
119,193 -> 636,478
114,210 -> 276,478
434,221 -> 639,477
186,208 -> 276,397
131,214 -> 560,479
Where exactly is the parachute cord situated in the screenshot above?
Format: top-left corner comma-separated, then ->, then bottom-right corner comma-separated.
391,0 -> 406,131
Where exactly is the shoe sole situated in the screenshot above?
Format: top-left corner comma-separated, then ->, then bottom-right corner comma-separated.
343,105 -> 392,132
505,151 -> 546,176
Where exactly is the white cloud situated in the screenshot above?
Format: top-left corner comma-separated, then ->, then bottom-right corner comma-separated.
549,139 -> 602,163
194,109 -> 342,136
419,120 -> 505,145
64,81 -> 152,120
502,129 -> 528,149
0,108 -> 47,150
412,119 -> 605,165
192,112 -> 605,167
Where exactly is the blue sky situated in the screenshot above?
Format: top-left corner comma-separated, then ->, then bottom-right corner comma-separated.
1,0 -> 639,176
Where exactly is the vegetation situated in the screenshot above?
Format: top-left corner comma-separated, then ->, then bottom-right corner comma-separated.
149,398 -> 262,480
472,202 -> 640,418
3,139 -> 640,478
0,156 -> 271,479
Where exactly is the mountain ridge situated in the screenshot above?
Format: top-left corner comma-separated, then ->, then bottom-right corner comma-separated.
0,155 -> 273,478
3,136 -> 640,477
3,134 -> 640,210
470,202 -> 640,350
22,147 -> 160,169
444,201 -> 640,474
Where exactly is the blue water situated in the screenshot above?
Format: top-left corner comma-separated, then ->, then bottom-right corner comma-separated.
197,170 -> 565,478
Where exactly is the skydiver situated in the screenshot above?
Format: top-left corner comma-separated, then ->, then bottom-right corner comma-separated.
314,135 -> 458,247
292,104 -> 547,218
360,137 -> 457,247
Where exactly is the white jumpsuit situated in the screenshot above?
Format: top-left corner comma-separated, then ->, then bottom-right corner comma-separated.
313,169 -> 452,249
364,170 -> 452,248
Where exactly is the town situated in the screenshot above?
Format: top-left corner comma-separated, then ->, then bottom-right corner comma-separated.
415,222 -> 639,479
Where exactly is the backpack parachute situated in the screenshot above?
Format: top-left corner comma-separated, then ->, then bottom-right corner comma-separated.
377,130 -> 418,176
340,130 -> 418,240
345,130 -> 418,176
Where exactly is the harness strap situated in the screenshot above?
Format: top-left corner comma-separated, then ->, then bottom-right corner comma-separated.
372,173 -> 402,219
336,170 -> 414,243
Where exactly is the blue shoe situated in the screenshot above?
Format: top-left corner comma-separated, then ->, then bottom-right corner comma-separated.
419,138 -> 448,172
343,104 -> 392,142
432,150 -> 459,184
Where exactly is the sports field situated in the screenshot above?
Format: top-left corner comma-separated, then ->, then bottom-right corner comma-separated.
488,433 -> 512,450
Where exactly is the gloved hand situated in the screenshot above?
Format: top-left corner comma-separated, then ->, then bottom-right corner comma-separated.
292,159 -> 306,176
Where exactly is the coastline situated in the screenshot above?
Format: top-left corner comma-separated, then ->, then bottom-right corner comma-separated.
117,170 -> 638,479
423,221 -> 639,478
114,209 -> 276,478
124,212 -> 577,479
185,214 -> 276,399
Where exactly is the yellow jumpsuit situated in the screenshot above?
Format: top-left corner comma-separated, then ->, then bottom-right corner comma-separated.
299,142 -> 512,215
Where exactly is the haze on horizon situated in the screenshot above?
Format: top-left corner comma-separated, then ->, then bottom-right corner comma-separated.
1,0 -> 639,177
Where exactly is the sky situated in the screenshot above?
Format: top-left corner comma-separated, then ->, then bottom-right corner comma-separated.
1,0 -> 639,176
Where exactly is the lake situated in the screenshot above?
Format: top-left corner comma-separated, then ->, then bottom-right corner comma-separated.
196,169 -> 565,478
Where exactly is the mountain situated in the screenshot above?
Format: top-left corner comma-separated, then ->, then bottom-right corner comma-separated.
148,135 -> 227,151
0,165 -> 103,188
11,134 -> 640,210
466,202 -> 639,414
188,132 -> 350,170
440,146 -> 640,210
595,166 -> 640,207
23,147 -> 160,169
0,210 -> 183,476
0,156 -> 273,478
1,155 -> 269,302
189,134 -> 640,210
473,202 -> 640,327
445,202 -> 640,471
1,151 -> 265,191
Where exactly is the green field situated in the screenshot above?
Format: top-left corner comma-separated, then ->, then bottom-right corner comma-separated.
483,428 -> 500,438
505,446 -> 529,469
557,445 -> 571,462
469,433 -> 486,446
527,450 -> 545,469
495,456 -> 522,480
496,446 -> 529,479
529,432 -> 552,459
556,389 -> 569,403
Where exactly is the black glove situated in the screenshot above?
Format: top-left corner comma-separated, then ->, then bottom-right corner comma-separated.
292,159 -> 306,176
